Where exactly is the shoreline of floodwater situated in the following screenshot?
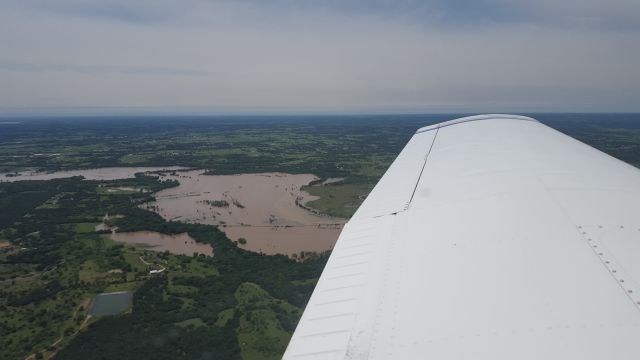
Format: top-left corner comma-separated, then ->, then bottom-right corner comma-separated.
0,166 -> 187,182
142,170 -> 345,256
2,166 -> 346,256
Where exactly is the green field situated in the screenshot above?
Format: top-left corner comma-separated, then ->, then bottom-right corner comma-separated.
235,282 -> 301,360
304,183 -> 373,218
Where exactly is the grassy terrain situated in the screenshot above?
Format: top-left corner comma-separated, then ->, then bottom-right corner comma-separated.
0,175 -> 326,360
235,282 -> 301,360
0,177 -> 182,359
304,183 -> 373,218
0,115 -> 433,184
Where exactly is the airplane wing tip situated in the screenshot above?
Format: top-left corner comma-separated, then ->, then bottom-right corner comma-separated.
416,114 -> 538,133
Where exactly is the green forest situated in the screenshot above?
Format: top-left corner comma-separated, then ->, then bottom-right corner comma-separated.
0,175 -> 327,360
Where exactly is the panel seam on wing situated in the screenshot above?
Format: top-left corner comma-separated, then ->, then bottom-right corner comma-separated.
406,127 -> 439,211
366,128 -> 438,218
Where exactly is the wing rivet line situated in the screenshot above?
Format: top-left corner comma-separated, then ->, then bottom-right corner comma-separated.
579,226 -> 640,311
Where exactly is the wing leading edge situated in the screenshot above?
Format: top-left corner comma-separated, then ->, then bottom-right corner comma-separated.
284,114 -> 640,360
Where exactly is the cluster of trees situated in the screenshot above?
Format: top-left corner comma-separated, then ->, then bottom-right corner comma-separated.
1,174 -> 329,359
56,276 -> 241,360
6,280 -> 62,306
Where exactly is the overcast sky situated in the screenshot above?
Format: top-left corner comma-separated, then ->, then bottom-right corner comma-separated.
1,0 -> 639,115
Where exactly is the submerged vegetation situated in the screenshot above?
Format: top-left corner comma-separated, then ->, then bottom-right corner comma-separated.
202,199 -> 230,208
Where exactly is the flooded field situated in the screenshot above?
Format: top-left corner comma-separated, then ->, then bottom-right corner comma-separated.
90,291 -> 131,316
2,166 -> 345,256
143,170 -> 345,256
0,166 -> 184,182
225,225 -> 342,256
108,231 -> 213,256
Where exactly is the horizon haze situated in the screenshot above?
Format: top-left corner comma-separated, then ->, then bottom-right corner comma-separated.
1,0 -> 639,115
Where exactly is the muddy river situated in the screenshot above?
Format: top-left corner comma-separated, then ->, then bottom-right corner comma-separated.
143,170 -> 345,256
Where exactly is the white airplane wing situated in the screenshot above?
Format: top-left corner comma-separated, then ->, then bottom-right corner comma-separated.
284,114 -> 640,360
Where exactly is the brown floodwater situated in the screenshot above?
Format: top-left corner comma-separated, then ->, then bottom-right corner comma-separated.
108,231 -> 213,256
1,165 -> 345,257
0,166 -> 184,182
225,225 -> 343,256
143,170 -> 345,256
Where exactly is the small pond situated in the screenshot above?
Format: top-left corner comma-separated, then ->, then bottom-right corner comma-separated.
90,291 -> 132,316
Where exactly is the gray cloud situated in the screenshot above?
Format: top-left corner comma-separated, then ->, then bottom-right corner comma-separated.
0,0 -> 638,114
8,0 -> 178,24
10,0 -> 640,30
0,61 -> 212,76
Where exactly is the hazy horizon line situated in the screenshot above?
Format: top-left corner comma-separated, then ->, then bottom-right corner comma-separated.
2,111 -> 639,120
